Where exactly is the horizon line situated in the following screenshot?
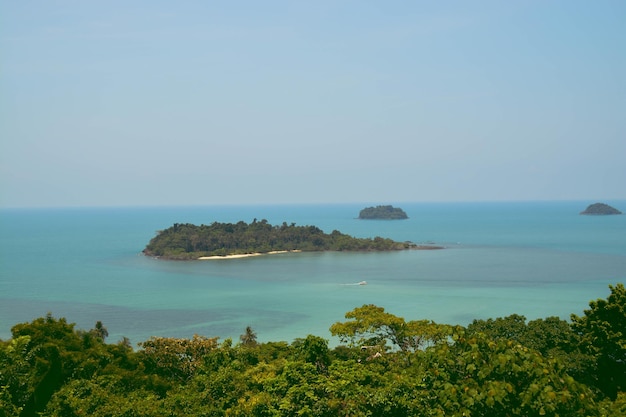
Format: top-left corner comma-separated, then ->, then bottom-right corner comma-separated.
2,198 -> 625,211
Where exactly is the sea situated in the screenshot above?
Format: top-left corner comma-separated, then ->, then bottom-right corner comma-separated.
1,201 -> 625,346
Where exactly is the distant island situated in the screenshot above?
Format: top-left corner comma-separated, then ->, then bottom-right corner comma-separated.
358,205 -> 408,220
580,203 -> 622,215
143,219 -> 438,260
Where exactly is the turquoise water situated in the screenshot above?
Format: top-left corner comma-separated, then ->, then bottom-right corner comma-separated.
1,201 -> 625,346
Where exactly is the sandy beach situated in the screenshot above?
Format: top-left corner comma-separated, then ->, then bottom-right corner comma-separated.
198,250 -> 301,260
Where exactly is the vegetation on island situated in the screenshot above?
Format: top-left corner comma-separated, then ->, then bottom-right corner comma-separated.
2,283 -> 625,416
580,203 -> 622,215
143,219 -> 417,260
358,205 -> 408,220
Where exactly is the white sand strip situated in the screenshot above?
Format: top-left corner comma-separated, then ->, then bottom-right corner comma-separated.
198,250 -> 301,260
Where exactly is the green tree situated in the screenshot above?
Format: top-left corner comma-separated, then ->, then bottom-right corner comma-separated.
0,336 -> 31,417
46,375 -> 170,417
139,334 -> 219,383
330,304 -> 406,350
90,321 -> 108,342
467,314 -> 583,356
466,314 -> 528,341
292,335 -> 330,373
599,392 -> 626,417
9,314 -> 90,416
240,326 -> 258,347
422,330 -> 598,417
571,283 -> 626,398
330,304 -> 451,353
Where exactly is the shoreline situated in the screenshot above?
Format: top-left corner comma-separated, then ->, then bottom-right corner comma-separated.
196,246 -> 443,260
198,250 -> 302,260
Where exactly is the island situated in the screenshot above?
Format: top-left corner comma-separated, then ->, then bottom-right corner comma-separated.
580,203 -> 622,215
358,205 -> 408,220
143,219 -> 440,260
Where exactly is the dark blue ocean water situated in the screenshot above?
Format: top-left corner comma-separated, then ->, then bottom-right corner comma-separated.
1,201 -> 625,345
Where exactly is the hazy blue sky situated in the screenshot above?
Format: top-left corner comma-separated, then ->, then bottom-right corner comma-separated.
1,1 -> 625,208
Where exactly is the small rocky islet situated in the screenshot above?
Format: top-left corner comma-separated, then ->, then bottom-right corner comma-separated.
579,203 -> 622,215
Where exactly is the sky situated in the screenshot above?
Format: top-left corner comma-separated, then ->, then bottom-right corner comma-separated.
1,1 -> 625,208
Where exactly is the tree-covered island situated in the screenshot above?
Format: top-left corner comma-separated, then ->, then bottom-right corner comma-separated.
143,219 -> 434,260
358,205 -> 408,219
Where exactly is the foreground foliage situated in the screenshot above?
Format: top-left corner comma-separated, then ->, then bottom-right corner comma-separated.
1,284 -> 624,416
143,220 -> 415,259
